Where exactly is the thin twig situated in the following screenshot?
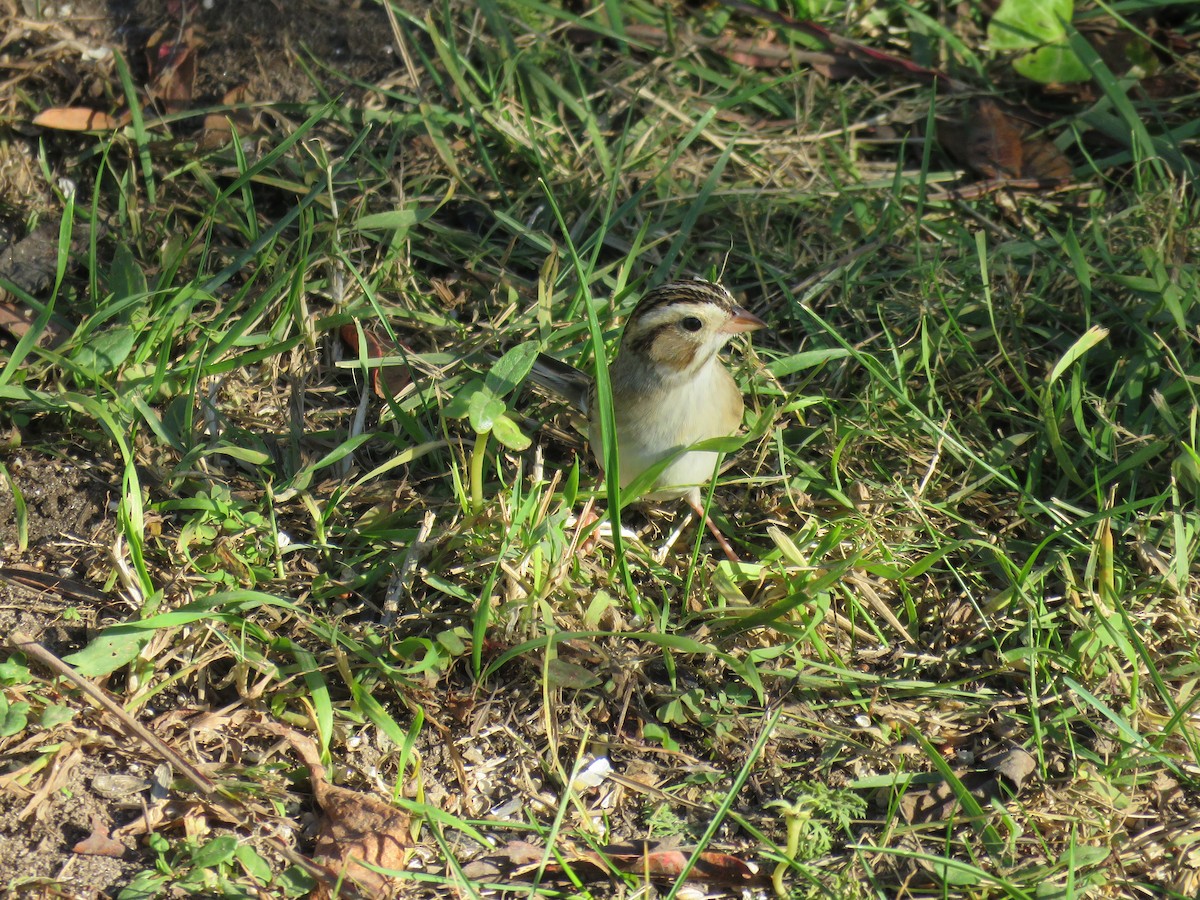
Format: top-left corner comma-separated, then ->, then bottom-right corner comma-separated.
10,630 -> 217,796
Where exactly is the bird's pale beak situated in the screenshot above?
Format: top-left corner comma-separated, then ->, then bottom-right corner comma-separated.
722,307 -> 767,334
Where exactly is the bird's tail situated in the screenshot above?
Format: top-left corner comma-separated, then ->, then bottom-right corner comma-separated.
520,353 -> 591,413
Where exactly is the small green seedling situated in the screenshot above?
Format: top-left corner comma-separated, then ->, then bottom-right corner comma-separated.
443,342 -> 539,511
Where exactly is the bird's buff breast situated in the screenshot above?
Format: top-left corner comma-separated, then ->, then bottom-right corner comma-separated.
591,364 -> 742,499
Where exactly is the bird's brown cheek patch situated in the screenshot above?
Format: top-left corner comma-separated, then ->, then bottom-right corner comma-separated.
649,331 -> 699,372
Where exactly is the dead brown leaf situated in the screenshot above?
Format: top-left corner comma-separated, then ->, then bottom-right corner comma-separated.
899,740 -> 1040,824
690,849 -> 759,885
340,322 -> 413,400
145,25 -> 197,114
200,85 -> 252,151
1018,131 -> 1074,181
313,781 -> 413,895
72,817 -> 125,858
459,839 -> 544,880
547,841 -> 759,887
263,722 -> 413,898
965,99 -> 1025,179
31,107 -> 121,131
982,744 -> 1037,793
957,99 -> 1072,182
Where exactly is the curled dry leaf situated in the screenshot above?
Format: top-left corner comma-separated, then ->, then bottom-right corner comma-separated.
464,839 -> 758,887
145,25 -> 197,114
73,817 -> 125,858
900,740 -> 1039,823
200,85 -> 252,151
340,322 -> 413,400
263,722 -> 412,898
460,839 -> 545,881
958,99 -> 1072,182
31,107 -> 121,131
591,844 -> 756,886
544,841 -> 758,887
983,744 -> 1037,792
690,850 -> 759,885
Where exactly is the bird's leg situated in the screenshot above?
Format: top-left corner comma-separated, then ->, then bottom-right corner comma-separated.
685,493 -> 741,563
571,494 -> 645,556
653,514 -> 690,564
573,496 -> 599,554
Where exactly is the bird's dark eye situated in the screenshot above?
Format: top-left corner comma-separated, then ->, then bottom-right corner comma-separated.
680,316 -> 703,332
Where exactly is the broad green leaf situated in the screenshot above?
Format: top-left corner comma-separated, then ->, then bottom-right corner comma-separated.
485,341 -> 540,398
988,0 -> 1071,50
467,391 -> 505,434
277,866 -> 317,898
0,696 -> 29,736
74,326 -> 136,374
642,722 -> 679,752
63,626 -> 148,677
108,243 -> 148,303
40,704 -> 75,729
443,378 -> 486,418
190,835 -> 238,869
1013,42 -> 1090,83
235,845 -> 273,883
491,412 -> 531,450
115,870 -> 167,899
436,628 -> 467,655
0,657 -> 31,684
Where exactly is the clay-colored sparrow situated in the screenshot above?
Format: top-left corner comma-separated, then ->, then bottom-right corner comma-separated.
527,279 -> 764,560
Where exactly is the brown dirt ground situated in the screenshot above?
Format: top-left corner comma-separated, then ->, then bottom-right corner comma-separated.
0,449 -> 135,890
0,0 -> 397,219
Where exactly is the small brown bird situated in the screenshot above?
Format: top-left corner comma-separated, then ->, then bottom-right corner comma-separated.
527,279 -> 764,560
